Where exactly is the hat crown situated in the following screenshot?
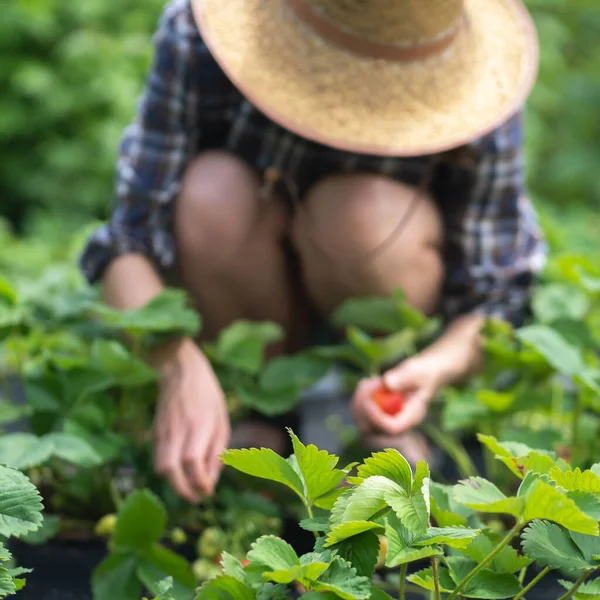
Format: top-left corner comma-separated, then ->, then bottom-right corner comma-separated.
305,0 -> 464,46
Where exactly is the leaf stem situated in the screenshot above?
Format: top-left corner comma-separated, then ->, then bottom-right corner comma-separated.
421,423 -> 479,479
557,569 -> 595,600
432,557 -> 442,600
512,566 -> 550,600
399,563 -> 408,600
305,503 -> 318,540
447,521 -> 522,600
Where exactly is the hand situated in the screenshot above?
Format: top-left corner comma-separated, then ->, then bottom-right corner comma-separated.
352,354 -> 444,438
152,339 -> 231,503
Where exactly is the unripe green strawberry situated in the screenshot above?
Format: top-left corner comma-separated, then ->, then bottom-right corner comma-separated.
197,527 -> 226,559
170,527 -> 187,546
192,558 -> 222,581
94,514 -> 117,538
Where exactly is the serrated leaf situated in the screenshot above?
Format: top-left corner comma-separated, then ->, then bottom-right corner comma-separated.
408,566 -> 454,593
221,447 -> 305,500
247,536 -> 299,571
325,521 -> 383,546
113,490 -> 167,550
194,575 -> 255,600
263,554 -> 330,586
462,532 -> 531,574
523,480 -> 599,535
314,486 -> 348,510
92,554 -> 141,600
453,478 -> 522,517
430,482 -> 471,527
332,295 -> 403,333
330,476 -> 403,525
521,521 -> 591,572
215,321 -> 283,374
570,532 -> 600,563
220,553 -> 245,582
551,468 -> 600,493
0,566 -> 16,597
289,430 -> 349,504
446,556 -> 522,599
237,385 -> 300,417
330,531 -> 380,579
0,465 -> 43,538
347,448 -> 412,492
19,514 -> 60,545
415,527 -> 479,549
311,556 -> 371,600
300,516 -> 330,533
385,513 -> 441,568
558,578 -> 600,598
385,461 -> 429,535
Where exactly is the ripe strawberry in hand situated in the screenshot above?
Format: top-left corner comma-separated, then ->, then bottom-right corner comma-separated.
371,385 -> 405,416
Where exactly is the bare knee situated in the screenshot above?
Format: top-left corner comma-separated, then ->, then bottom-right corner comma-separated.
175,151 -> 286,268
292,174 -> 444,315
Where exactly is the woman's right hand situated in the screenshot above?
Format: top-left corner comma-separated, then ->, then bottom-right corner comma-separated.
152,338 -> 231,504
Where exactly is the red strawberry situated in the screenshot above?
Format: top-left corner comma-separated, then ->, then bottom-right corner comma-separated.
372,386 -> 405,416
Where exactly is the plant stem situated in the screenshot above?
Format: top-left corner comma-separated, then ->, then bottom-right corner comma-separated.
447,521 -> 522,600
421,423 -> 479,479
399,563 -> 408,600
518,565 -> 528,584
512,566 -> 550,600
557,569 -> 595,600
305,503 -> 318,540
571,390 -> 583,456
432,557 -> 442,600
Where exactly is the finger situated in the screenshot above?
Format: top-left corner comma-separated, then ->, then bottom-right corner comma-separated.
155,429 -> 200,504
183,425 -> 213,496
383,362 -> 416,391
207,421 -> 230,486
383,390 -> 432,435
363,431 -> 432,465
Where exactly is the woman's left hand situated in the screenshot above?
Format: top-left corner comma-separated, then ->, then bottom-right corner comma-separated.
351,354 -> 443,438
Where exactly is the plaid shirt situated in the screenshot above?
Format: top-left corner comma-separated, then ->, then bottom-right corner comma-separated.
80,0 -> 547,326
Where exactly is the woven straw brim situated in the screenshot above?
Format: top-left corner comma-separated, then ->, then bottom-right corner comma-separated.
192,0 -> 539,157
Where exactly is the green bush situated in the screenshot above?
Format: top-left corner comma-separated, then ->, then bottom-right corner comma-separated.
0,0 -> 598,234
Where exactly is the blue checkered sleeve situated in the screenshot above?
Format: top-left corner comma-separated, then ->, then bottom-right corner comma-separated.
443,113 -> 547,326
80,0 -> 202,283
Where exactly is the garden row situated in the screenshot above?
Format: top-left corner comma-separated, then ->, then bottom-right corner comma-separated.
1,225 -> 600,598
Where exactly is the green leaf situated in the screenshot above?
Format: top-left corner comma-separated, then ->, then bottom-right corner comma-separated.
446,556 -> 522,599
137,545 -> 196,598
430,482 -> 471,527
551,467 -> 600,493
330,531 -> 380,579
453,478 -> 523,517
570,532 -> 600,563
324,521 -> 383,546
347,448 -> 412,492
384,513 -> 441,568
91,340 -> 157,386
0,432 -> 102,469
558,578 -> 600,599
533,283 -> 590,323
92,554 -> 141,600
477,390 -> 514,413
0,566 -> 16,597
19,514 -> 60,545
215,321 -> 283,374
521,520 -> 592,572
237,385 -> 300,417
332,295 -> 404,333
219,553 -> 245,582
415,527 -> 479,549
289,430 -> 349,504
516,324 -> 584,377
260,355 -> 330,393
0,465 -> 43,538
408,566 -> 454,593
386,460 -> 429,535
263,551 -> 331,586
247,535 -> 300,571
461,532 -> 531,574
113,490 -> 167,550
0,401 -> 29,426
90,289 -> 201,337
300,516 -> 330,533
311,556 -> 371,600
194,575 -> 255,600
330,476 -> 403,525
221,447 -> 305,500
314,487 -> 349,510
523,480 -> 599,535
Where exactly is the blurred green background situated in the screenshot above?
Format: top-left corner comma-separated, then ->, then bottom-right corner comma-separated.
1,0 -> 599,256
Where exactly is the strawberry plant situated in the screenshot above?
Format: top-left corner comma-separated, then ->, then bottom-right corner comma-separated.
198,429 -> 600,600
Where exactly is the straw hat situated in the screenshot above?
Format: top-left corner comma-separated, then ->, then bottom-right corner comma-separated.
191,0 -> 539,157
